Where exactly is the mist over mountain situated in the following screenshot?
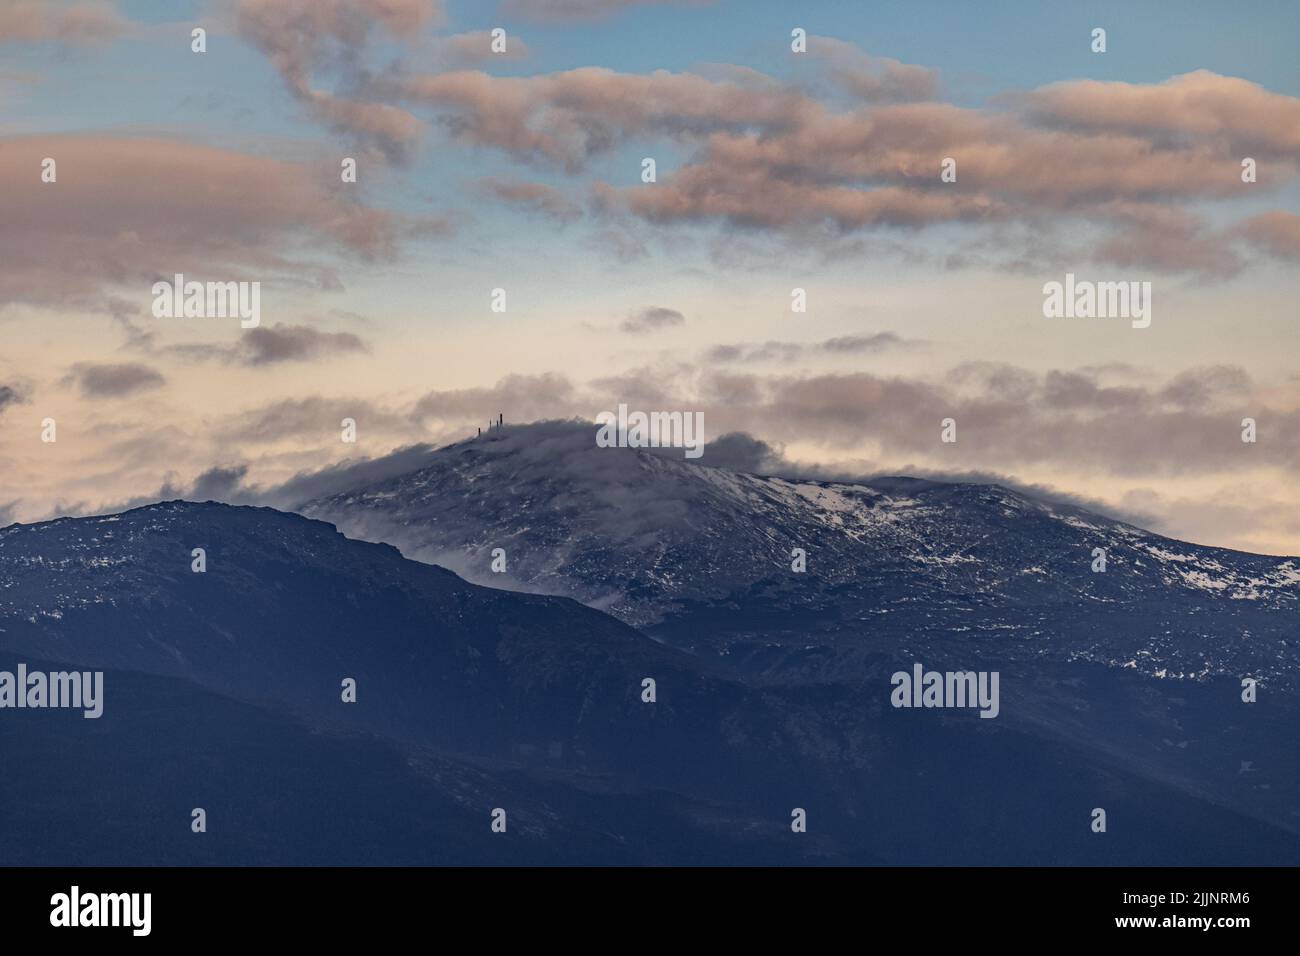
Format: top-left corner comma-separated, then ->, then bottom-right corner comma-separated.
298,421 -> 1300,689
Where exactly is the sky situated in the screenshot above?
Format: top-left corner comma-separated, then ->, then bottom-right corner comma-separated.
1,0 -> 1298,555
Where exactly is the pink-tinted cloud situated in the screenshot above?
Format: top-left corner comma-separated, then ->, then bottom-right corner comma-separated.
225,8 -> 1300,275
575,71 -> 1297,270
434,30 -> 529,67
808,35 -> 940,103
400,66 -> 1297,248
1017,70 -> 1300,158
599,164 -> 1000,230
0,135 -> 436,312
234,0 -> 444,162
476,177 -> 581,221
399,67 -> 808,171
0,0 -> 125,46
1090,202 -> 1243,278
1236,211 -> 1300,260
501,0 -> 716,23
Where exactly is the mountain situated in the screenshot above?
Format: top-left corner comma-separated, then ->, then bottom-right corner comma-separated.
0,501 -> 852,802
298,421 -> 1300,688
0,502 -> 860,862
5,499 -> 1299,863
0,654 -> 829,866
288,420 -> 1300,859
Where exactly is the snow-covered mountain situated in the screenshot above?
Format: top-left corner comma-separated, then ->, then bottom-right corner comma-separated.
298,420 -> 1300,688
3,498 -> 1298,863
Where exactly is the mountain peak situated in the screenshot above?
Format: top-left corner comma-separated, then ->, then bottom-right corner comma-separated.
296,420 -> 1300,688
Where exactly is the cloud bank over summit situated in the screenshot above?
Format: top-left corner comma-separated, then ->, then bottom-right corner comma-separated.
88,419 -> 1152,534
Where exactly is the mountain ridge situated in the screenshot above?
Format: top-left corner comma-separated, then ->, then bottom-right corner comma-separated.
295,420 -> 1300,689
5,493 -> 1299,863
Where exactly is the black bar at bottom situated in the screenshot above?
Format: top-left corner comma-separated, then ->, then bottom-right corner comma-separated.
0,866 -> 1285,942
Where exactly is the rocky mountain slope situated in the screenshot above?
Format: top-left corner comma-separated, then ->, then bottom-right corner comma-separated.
298,421 -> 1300,688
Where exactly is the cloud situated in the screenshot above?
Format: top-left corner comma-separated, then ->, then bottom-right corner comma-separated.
256,444 -> 441,508
476,177 -> 581,221
214,396 -> 413,445
706,332 -> 912,363
748,366 -> 1298,479
759,456 -> 1159,530
227,10 -> 1299,275
1090,202 -> 1242,278
0,1 -> 126,46
821,332 -> 909,353
62,362 -> 166,398
620,306 -> 685,333
25,357 -> 1298,556
1017,70 -> 1300,158
0,384 -> 28,416
1158,366 -> 1252,410
692,430 -> 786,473
242,323 -> 369,365
591,79 -> 1284,244
1236,211 -> 1300,260
187,464 -> 250,501
575,69 -> 1291,271
397,62 -> 1297,207
171,324 -> 370,367
181,323 -> 370,366
705,342 -> 800,364
402,362 -> 1298,480
433,30 -> 529,67
1117,483 -> 1300,557
500,0 -> 716,23
168,417 -> 1152,536
0,136 -> 437,316
112,443 -> 445,512
412,372 -> 579,424
808,36 -> 940,103
398,66 -> 807,172
233,0 -> 444,163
